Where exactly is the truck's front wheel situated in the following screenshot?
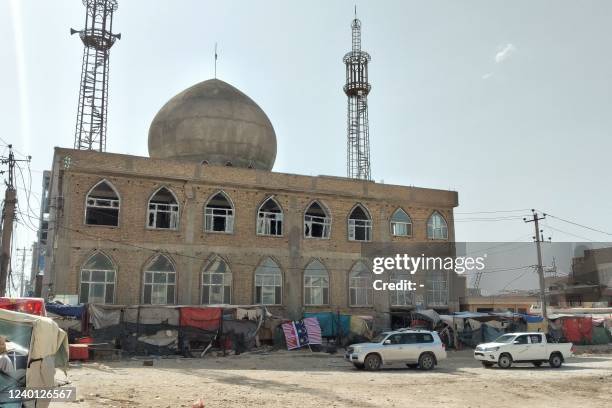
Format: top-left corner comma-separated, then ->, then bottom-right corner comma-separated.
498,353 -> 513,369
549,353 -> 563,368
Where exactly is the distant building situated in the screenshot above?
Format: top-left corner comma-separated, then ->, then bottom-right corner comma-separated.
547,247 -> 612,307
461,290 -> 540,314
42,78 -> 464,328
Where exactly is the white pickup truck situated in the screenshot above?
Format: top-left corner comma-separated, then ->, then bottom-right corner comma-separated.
474,332 -> 573,369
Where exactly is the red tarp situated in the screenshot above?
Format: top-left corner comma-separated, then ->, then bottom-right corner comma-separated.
179,307 -> 222,331
562,317 -> 593,343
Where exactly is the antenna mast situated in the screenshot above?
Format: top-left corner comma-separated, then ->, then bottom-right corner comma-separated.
343,10 -> 372,180
71,0 -> 121,152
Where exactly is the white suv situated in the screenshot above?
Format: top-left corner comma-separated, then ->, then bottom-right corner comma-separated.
345,329 -> 447,371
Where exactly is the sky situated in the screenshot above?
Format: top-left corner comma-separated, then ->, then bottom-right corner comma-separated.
1,0 -> 612,293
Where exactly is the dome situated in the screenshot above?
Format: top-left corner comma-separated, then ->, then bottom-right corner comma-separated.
148,78 -> 277,170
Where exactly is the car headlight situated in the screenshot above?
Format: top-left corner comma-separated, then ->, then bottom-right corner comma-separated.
485,347 -> 500,352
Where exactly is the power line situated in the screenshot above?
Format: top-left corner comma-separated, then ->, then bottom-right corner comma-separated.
543,212 -> 612,237
455,208 -> 531,215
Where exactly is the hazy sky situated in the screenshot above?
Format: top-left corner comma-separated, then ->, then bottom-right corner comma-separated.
2,1 -> 612,291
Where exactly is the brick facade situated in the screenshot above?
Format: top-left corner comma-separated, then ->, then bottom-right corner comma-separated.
44,148 -> 463,328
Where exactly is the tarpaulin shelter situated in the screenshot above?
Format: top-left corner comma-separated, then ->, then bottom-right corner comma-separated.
303,312 -> 351,338
561,317 -> 593,344
45,303 -> 85,319
0,308 -> 68,408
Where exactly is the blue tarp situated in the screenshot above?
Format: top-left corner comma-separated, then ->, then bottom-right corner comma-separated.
304,312 -> 350,337
46,303 -> 85,319
482,324 -> 504,342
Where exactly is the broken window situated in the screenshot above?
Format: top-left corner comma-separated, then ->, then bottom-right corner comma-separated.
257,197 -> 283,236
304,201 -> 331,239
348,204 -> 372,241
85,180 -> 120,226
254,257 -> 282,305
304,260 -> 329,305
147,187 -> 179,229
349,261 -> 372,306
202,256 -> 232,304
427,211 -> 448,240
204,192 -> 234,233
391,208 -> 412,236
143,254 -> 176,305
79,252 -> 116,304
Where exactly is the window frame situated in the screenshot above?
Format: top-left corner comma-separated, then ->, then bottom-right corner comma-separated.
303,259 -> 330,306
304,201 -> 332,239
142,254 -> 177,305
201,256 -> 233,305
204,191 -> 235,234
349,261 -> 373,307
79,252 -> 117,304
426,270 -> 448,307
390,208 -> 412,237
254,257 -> 283,305
84,179 -> 121,227
348,204 -> 372,242
256,197 -> 284,237
146,186 -> 180,230
427,211 -> 449,240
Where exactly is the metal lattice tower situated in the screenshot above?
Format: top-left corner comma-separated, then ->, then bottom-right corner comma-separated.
343,14 -> 371,180
71,0 -> 121,152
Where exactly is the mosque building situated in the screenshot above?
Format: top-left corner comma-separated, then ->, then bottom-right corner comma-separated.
42,78 -> 463,328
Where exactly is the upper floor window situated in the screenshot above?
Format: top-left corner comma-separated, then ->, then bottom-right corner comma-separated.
257,197 -> 283,236
202,256 -> 232,305
204,192 -> 234,233
147,187 -> 179,230
143,254 -> 176,305
254,257 -> 282,305
79,252 -> 116,304
304,201 -> 331,239
349,261 -> 372,306
304,260 -> 329,305
427,211 -> 448,240
85,180 -> 120,226
348,204 -> 371,241
390,208 -> 412,237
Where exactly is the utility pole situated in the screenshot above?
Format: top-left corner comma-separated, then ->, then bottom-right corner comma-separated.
16,247 -> 28,297
0,145 -> 31,296
524,209 -> 547,318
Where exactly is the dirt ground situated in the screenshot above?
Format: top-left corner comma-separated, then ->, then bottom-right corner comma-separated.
50,349 -> 612,408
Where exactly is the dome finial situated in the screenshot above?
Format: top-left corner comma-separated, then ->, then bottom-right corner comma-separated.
214,42 -> 218,79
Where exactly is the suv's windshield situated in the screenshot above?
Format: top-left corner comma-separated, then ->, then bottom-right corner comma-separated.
372,333 -> 388,343
494,334 -> 516,343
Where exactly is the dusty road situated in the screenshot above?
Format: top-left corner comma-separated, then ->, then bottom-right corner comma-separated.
51,350 -> 612,408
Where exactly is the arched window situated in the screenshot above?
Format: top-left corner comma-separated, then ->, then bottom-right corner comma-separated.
204,192 -> 234,233
304,260 -> 329,305
202,256 -> 232,304
85,180 -> 120,226
427,211 -> 448,240
390,271 -> 414,306
390,208 -> 412,237
257,197 -> 283,236
349,261 -> 372,306
426,270 -> 448,306
348,204 -> 371,241
147,187 -> 179,230
254,257 -> 282,305
79,252 -> 116,304
143,254 -> 176,305
304,201 -> 331,239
